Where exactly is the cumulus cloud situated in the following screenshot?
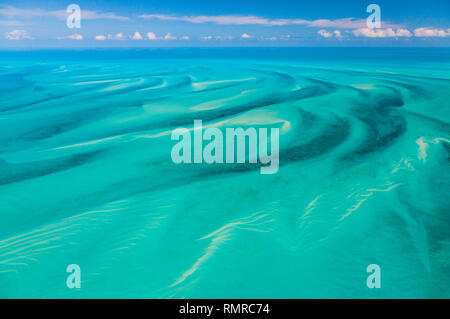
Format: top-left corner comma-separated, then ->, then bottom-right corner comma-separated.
414,27 -> 449,37
5,29 -> 34,40
351,26 -> 450,38
215,35 -> 234,40
395,29 -> 413,37
95,35 -> 106,40
147,32 -> 157,40
57,34 -> 83,40
139,14 -> 399,29
241,33 -> 252,39
133,32 -> 143,40
280,35 -> 292,41
317,30 -> 332,38
200,35 -> 233,41
114,32 -> 126,40
318,30 -> 343,38
0,6 -> 129,21
164,32 -> 176,40
352,28 -> 412,38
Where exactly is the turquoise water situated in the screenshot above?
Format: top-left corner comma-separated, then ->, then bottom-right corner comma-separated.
0,48 -> 449,298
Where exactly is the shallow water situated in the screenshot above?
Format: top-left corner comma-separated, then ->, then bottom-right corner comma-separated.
0,48 -> 449,298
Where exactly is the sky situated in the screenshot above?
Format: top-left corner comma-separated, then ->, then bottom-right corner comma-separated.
1,0 -> 450,48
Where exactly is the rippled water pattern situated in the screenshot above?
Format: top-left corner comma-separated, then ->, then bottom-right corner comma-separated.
0,49 -> 449,298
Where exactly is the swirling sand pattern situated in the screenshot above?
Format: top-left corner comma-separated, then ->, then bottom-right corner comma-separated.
0,49 -> 449,298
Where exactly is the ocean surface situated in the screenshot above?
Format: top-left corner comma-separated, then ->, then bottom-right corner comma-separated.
0,48 -> 449,298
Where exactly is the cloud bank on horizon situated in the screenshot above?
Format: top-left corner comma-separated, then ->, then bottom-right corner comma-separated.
1,0 -> 449,47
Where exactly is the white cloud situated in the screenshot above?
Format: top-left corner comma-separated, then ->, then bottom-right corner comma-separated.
133,32 -> 143,40
318,30 -> 343,38
0,7 -> 48,18
309,18 -> 366,29
70,34 -> 83,40
215,35 -> 234,40
164,33 -> 176,40
140,14 -> 288,26
57,34 -> 83,40
352,28 -> 412,38
5,29 -> 34,40
115,32 -> 126,40
200,35 -> 233,41
147,32 -> 157,40
0,20 -> 24,26
164,32 -> 176,40
414,27 -> 449,37
98,33 -> 127,40
241,33 -> 252,39
181,36 -> 190,40
0,6 -> 128,21
280,35 -> 292,41
139,14 -> 400,29
395,29 -> 413,37
318,30 -> 332,38
71,11 -> 129,21
353,28 -> 392,37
